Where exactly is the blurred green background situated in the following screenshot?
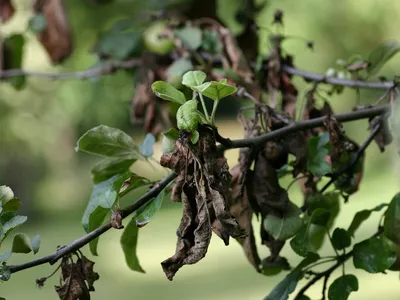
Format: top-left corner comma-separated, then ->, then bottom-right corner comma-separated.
1,0 -> 400,299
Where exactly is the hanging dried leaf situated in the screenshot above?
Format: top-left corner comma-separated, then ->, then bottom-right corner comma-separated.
33,0 -> 73,64
56,259 -> 90,300
79,255 -> 99,292
160,127 -> 244,280
369,116 -> 393,152
161,185 -> 212,280
0,0 -> 15,23
229,164 -> 261,272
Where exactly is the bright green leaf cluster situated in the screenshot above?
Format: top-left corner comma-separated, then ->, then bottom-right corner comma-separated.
0,186 -> 40,273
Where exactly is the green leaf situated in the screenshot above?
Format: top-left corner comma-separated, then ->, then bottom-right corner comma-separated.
201,29 -> 223,54
367,41 -> 400,77
93,31 -> 142,60
384,192 -> 400,244
139,133 -> 156,157
0,265 -> 11,282
151,81 -> 186,104
2,34 -> 26,90
31,234 -> 40,254
182,70 -> 207,88
290,209 -> 330,257
264,202 -> 303,241
91,157 -> 136,184
28,13 -> 47,33
75,125 -> 144,159
297,296 -> 311,300
175,26 -> 202,50
161,128 -> 179,153
307,132 -> 332,177
176,99 -> 200,132
82,172 -> 150,255
264,269 -> 302,300
134,187 -> 165,227
120,217 -> 145,273
194,81 -> 237,101
191,130 -> 200,144
331,228 -> 352,250
0,215 -> 27,244
353,236 -> 396,273
0,251 -> 12,262
0,186 -> 21,212
307,192 -> 340,228
328,274 -> 358,300
309,208 -> 331,226
348,203 -> 388,236
11,233 -> 32,254
167,58 -> 193,86
264,253 -> 319,300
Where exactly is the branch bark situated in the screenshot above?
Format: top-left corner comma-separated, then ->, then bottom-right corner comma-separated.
0,59 -> 141,79
282,65 -> 395,90
7,103 -> 389,275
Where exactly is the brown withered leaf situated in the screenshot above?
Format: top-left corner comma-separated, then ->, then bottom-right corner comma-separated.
229,164 -> 261,272
252,150 -> 290,215
369,116 -> 393,152
56,260 -> 90,300
131,68 -> 155,124
79,255 -> 100,292
281,72 -> 298,119
161,185 -> 211,280
33,0 -> 72,64
160,127 -> 244,279
0,0 -> 14,23
110,209 -> 124,229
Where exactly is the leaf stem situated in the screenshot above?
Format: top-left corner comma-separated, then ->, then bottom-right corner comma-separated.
198,93 -> 211,123
210,100 -> 219,126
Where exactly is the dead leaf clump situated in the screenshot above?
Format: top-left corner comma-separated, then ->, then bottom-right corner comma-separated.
160,125 -> 245,280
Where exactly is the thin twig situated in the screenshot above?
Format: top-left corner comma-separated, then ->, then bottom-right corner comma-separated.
283,65 -> 395,90
294,228 -> 383,299
226,104 -> 390,149
0,59 -> 141,79
321,273 -> 331,300
8,172 -> 177,273
319,117 -> 384,193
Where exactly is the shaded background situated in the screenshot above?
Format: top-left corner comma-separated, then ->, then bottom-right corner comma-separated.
1,0 -> 400,299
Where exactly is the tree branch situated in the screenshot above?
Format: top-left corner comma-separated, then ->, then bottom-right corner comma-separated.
8,172 -> 177,274
294,228 -> 383,299
225,104 -> 390,149
0,59 -> 141,79
282,65 -> 395,90
6,104 -> 389,275
320,117 -> 384,193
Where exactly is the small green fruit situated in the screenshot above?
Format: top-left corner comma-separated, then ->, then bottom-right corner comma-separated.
143,21 -> 175,55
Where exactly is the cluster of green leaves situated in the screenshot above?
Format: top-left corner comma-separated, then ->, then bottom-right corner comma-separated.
75,125 -> 166,272
0,186 -> 40,282
91,18 -> 224,79
262,191 -> 400,300
151,70 -> 237,147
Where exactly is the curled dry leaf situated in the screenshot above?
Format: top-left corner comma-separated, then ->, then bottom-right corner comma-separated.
110,209 -> 124,229
0,0 -> 15,23
55,254 -> 99,299
369,116 -> 393,152
131,56 -> 175,137
160,127 -> 245,280
33,0 -> 73,64
229,164 -> 261,272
